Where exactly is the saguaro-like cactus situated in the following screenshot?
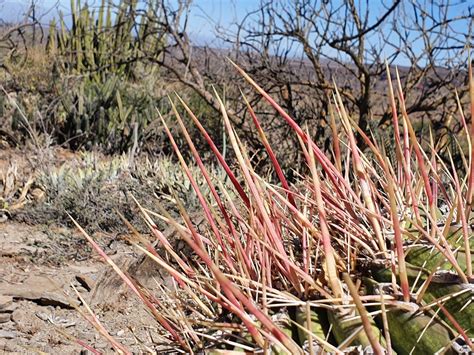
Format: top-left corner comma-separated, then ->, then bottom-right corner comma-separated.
48,0 -> 165,81
46,0 -> 165,151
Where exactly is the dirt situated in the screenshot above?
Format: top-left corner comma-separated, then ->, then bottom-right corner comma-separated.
0,148 -> 183,353
0,220 -> 181,354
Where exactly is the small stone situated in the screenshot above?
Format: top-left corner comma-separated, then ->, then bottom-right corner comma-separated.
0,296 -> 13,310
96,342 -> 109,349
11,309 -> 27,324
0,313 -> 11,323
2,303 -> 17,312
0,212 -> 8,224
116,330 -> 124,337
0,330 -> 17,339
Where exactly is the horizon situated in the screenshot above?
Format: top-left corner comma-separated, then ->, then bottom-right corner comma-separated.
1,0 -> 472,67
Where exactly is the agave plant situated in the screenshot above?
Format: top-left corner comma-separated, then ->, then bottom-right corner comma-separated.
71,59 -> 474,354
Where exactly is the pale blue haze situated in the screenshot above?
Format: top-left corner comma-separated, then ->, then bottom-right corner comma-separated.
1,0 -> 472,65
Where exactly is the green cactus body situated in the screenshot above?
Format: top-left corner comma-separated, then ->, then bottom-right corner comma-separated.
424,282 -> 474,338
384,308 -> 454,355
294,306 -> 326,345
327,307 -> 387,350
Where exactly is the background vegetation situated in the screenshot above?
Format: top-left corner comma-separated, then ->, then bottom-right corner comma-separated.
1,0 -> 472,166
1,0 -> 473,353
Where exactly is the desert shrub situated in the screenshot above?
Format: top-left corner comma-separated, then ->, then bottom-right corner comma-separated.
1,60 -> 162,151
2,47 -> 54,94
18,152 -> 232,234
0,47 -> 55,146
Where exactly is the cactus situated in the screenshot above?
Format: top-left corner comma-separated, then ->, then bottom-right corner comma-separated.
58,75 -> 155,151
48,0 -> 165,81
46,0 -> 166,151
0,93 -> 5,118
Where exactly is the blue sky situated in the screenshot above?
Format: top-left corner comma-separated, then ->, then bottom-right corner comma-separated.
2,0 -> 471,29
0,0 -> 272,49
1,0 -> 472,66
1,0 -> 258,27
1,1 -> 260,42
2,1 -> 471,40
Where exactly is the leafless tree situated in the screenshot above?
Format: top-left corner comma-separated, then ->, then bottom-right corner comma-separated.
0,0 -> 59,70
222,1 -> 472,146
132,0 -> 472,161
133,1 -> 240,119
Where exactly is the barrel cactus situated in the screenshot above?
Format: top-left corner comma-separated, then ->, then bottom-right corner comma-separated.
73,61 -> 474,354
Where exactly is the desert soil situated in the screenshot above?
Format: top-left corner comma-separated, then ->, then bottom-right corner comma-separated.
0,148 -> 178,354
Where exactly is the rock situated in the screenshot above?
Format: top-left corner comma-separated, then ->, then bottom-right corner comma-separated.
11,308 -> 43,334
0,330 -> 17,339
90,258 -> 133,306
1,302 -> 17,313
0,295 -> 13,310
0,275 -> 79,309
69,265 -> 99,274
90,251 -> 173,306
0,313 -> 11,323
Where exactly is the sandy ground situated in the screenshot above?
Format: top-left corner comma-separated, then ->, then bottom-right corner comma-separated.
0,148 -> 178,354
0,220 -> 179,354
